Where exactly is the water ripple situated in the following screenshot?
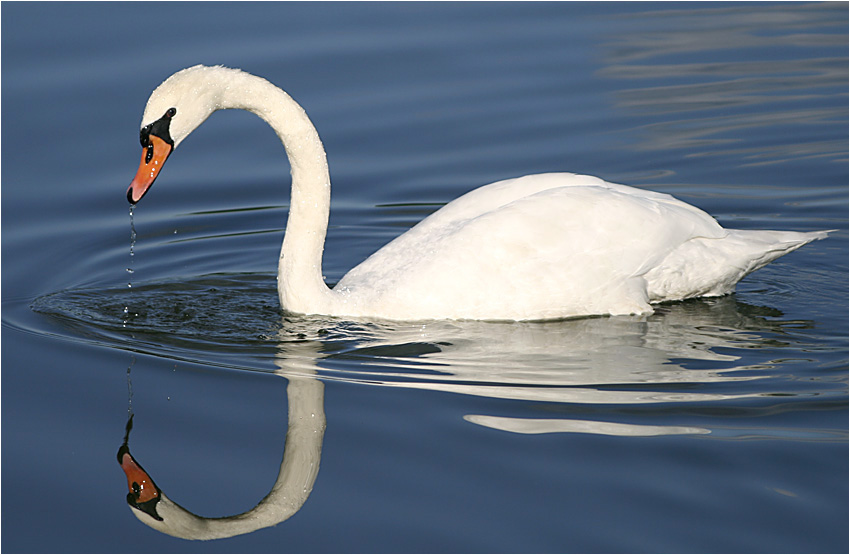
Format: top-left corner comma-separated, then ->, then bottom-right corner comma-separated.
600,2 -> 848,166
26,273 -> 844,438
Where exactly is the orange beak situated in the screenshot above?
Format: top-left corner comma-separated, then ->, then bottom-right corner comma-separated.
127,135 -> 172,204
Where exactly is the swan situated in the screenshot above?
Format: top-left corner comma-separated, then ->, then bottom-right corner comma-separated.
127,64 -> 827,321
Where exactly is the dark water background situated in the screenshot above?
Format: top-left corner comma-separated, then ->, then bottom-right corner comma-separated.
2,2 -> 847,552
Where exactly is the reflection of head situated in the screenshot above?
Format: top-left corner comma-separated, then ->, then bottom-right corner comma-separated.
117,373 -> 325,540
117,442 -> 162,521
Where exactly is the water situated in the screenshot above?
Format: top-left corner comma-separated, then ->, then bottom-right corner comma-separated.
2,2 -> 847,552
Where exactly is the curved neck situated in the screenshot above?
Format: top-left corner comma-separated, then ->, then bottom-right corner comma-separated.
217,72 -> 333,314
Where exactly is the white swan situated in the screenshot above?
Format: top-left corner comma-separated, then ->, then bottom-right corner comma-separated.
127,65 -> 827,321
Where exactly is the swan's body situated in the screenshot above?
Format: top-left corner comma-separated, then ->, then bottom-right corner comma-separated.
128,65 -> 827,321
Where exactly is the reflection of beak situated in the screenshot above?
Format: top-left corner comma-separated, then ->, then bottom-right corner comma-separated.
127,135 -> 172,204
117,444 -> 163,521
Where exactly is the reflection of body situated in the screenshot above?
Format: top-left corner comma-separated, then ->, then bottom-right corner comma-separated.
127,64 -> 826,321
117,296 -> 816,538
119,357 -> 325,540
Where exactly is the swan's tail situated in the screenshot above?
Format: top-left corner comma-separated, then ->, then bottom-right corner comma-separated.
646,229 -> 831,302
727,228 -> 831,273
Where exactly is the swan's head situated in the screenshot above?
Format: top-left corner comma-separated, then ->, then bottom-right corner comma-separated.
127,65 -> 235,204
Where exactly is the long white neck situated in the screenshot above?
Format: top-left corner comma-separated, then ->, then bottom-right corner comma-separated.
214,71 -> 333,314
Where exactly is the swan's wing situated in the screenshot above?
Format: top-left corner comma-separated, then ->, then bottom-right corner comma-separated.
336,175 -> 726,320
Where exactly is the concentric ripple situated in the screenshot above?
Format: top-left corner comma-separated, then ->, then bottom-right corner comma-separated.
26,273 -> 843,438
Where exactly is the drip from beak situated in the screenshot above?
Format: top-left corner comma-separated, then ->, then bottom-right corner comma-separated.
127,135 -> 172,204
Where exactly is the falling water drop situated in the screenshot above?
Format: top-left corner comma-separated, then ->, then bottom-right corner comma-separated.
126,355 -> 136,419
127,205 -> 137,287
123,205 -> 137,326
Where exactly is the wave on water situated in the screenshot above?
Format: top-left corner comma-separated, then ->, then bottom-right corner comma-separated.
27,272 -> 842,438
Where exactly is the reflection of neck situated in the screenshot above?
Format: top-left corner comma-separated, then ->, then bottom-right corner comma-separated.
132,375 -> 325,540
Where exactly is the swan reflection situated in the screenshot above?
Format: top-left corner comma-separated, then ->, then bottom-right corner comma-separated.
287,295 -> 802,435
118,294 -> 812,538
118,342 -> 326,540
315,296 -> 795,430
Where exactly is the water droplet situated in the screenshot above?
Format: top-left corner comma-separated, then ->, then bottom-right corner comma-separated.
124,206 -> 137,325
126,356 -> 135,417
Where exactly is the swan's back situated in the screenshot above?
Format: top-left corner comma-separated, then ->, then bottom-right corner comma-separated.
333,173 -> 783,320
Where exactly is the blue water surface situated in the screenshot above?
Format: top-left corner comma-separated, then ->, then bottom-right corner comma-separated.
2,2 -> 848,553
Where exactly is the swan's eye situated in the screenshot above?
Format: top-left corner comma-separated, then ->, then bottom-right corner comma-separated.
147,112 -> 176,147
138,108 -> 175,163
132,482 -> 141,496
